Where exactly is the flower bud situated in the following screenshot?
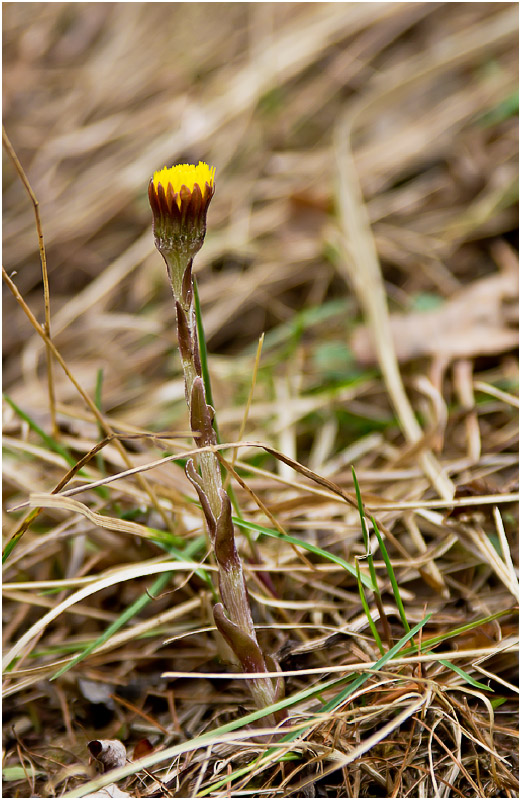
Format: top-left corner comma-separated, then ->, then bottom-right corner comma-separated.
148,162 -> 215,262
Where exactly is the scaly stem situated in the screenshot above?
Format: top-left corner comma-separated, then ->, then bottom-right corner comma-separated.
163,247 -> 282,719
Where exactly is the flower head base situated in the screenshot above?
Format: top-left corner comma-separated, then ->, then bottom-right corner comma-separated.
149,161 -> 215,263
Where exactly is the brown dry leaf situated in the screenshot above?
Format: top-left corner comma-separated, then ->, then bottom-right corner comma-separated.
132,738 -> 154,761
351,272 -> 518,363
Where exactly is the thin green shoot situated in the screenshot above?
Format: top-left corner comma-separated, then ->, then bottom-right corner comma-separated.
351,467 -> 378,591
3,511 -> 40,562
50,534 -> 210,680
398,609 -> 513,657
352,467 -> 392,644
356,558 -> 384,655
437,659 -> 492,692
193,277 -> 216,418
371,515 -> 410,634
232,516 -> 373,589
193,276 -> 250,540
50,569 -> 174,680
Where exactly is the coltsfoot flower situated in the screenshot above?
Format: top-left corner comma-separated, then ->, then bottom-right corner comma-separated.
149,161 -> 215,262
149,160 -> 284,722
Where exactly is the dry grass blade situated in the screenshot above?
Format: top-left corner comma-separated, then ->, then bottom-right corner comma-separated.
285,691 -> 428,794
2,127 -> 57,435
334,124 -> 454,501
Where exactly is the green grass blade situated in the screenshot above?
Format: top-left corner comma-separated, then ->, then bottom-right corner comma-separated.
193,277 -> 216,422
50,570 -> 173,680
232,516 -> 373,589
2,508 -> 41,563
437,659 -> 492,692
356,559 -> 384,655
193,276 -> 246,518
399,609 -> 513,657
49,536 -> 211,679
351,467 -> 378,591
4,393 -> 73,465
371,515 -> 410,634
320,613 -> 428,713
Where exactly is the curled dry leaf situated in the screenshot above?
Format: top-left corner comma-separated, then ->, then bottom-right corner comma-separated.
88,740 -> 127,773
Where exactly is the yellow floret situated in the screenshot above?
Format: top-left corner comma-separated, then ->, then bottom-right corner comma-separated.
153,161 -> 215,196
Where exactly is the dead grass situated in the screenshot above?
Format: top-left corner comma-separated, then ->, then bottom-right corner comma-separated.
2,3 -> 518,798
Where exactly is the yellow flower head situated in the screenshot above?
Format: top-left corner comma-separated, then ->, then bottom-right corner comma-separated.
149,161 -> 215,260
152,162 -> 215,209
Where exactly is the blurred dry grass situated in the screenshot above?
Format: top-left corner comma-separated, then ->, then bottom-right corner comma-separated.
2,3 -> 519,798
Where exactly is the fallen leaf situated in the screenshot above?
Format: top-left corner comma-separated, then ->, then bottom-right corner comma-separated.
133,738 -> 154,760
351,272 -> 518,362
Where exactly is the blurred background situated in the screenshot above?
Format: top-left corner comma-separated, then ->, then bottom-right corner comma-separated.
3,2 -> 517,439
2,4 -> 519,796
